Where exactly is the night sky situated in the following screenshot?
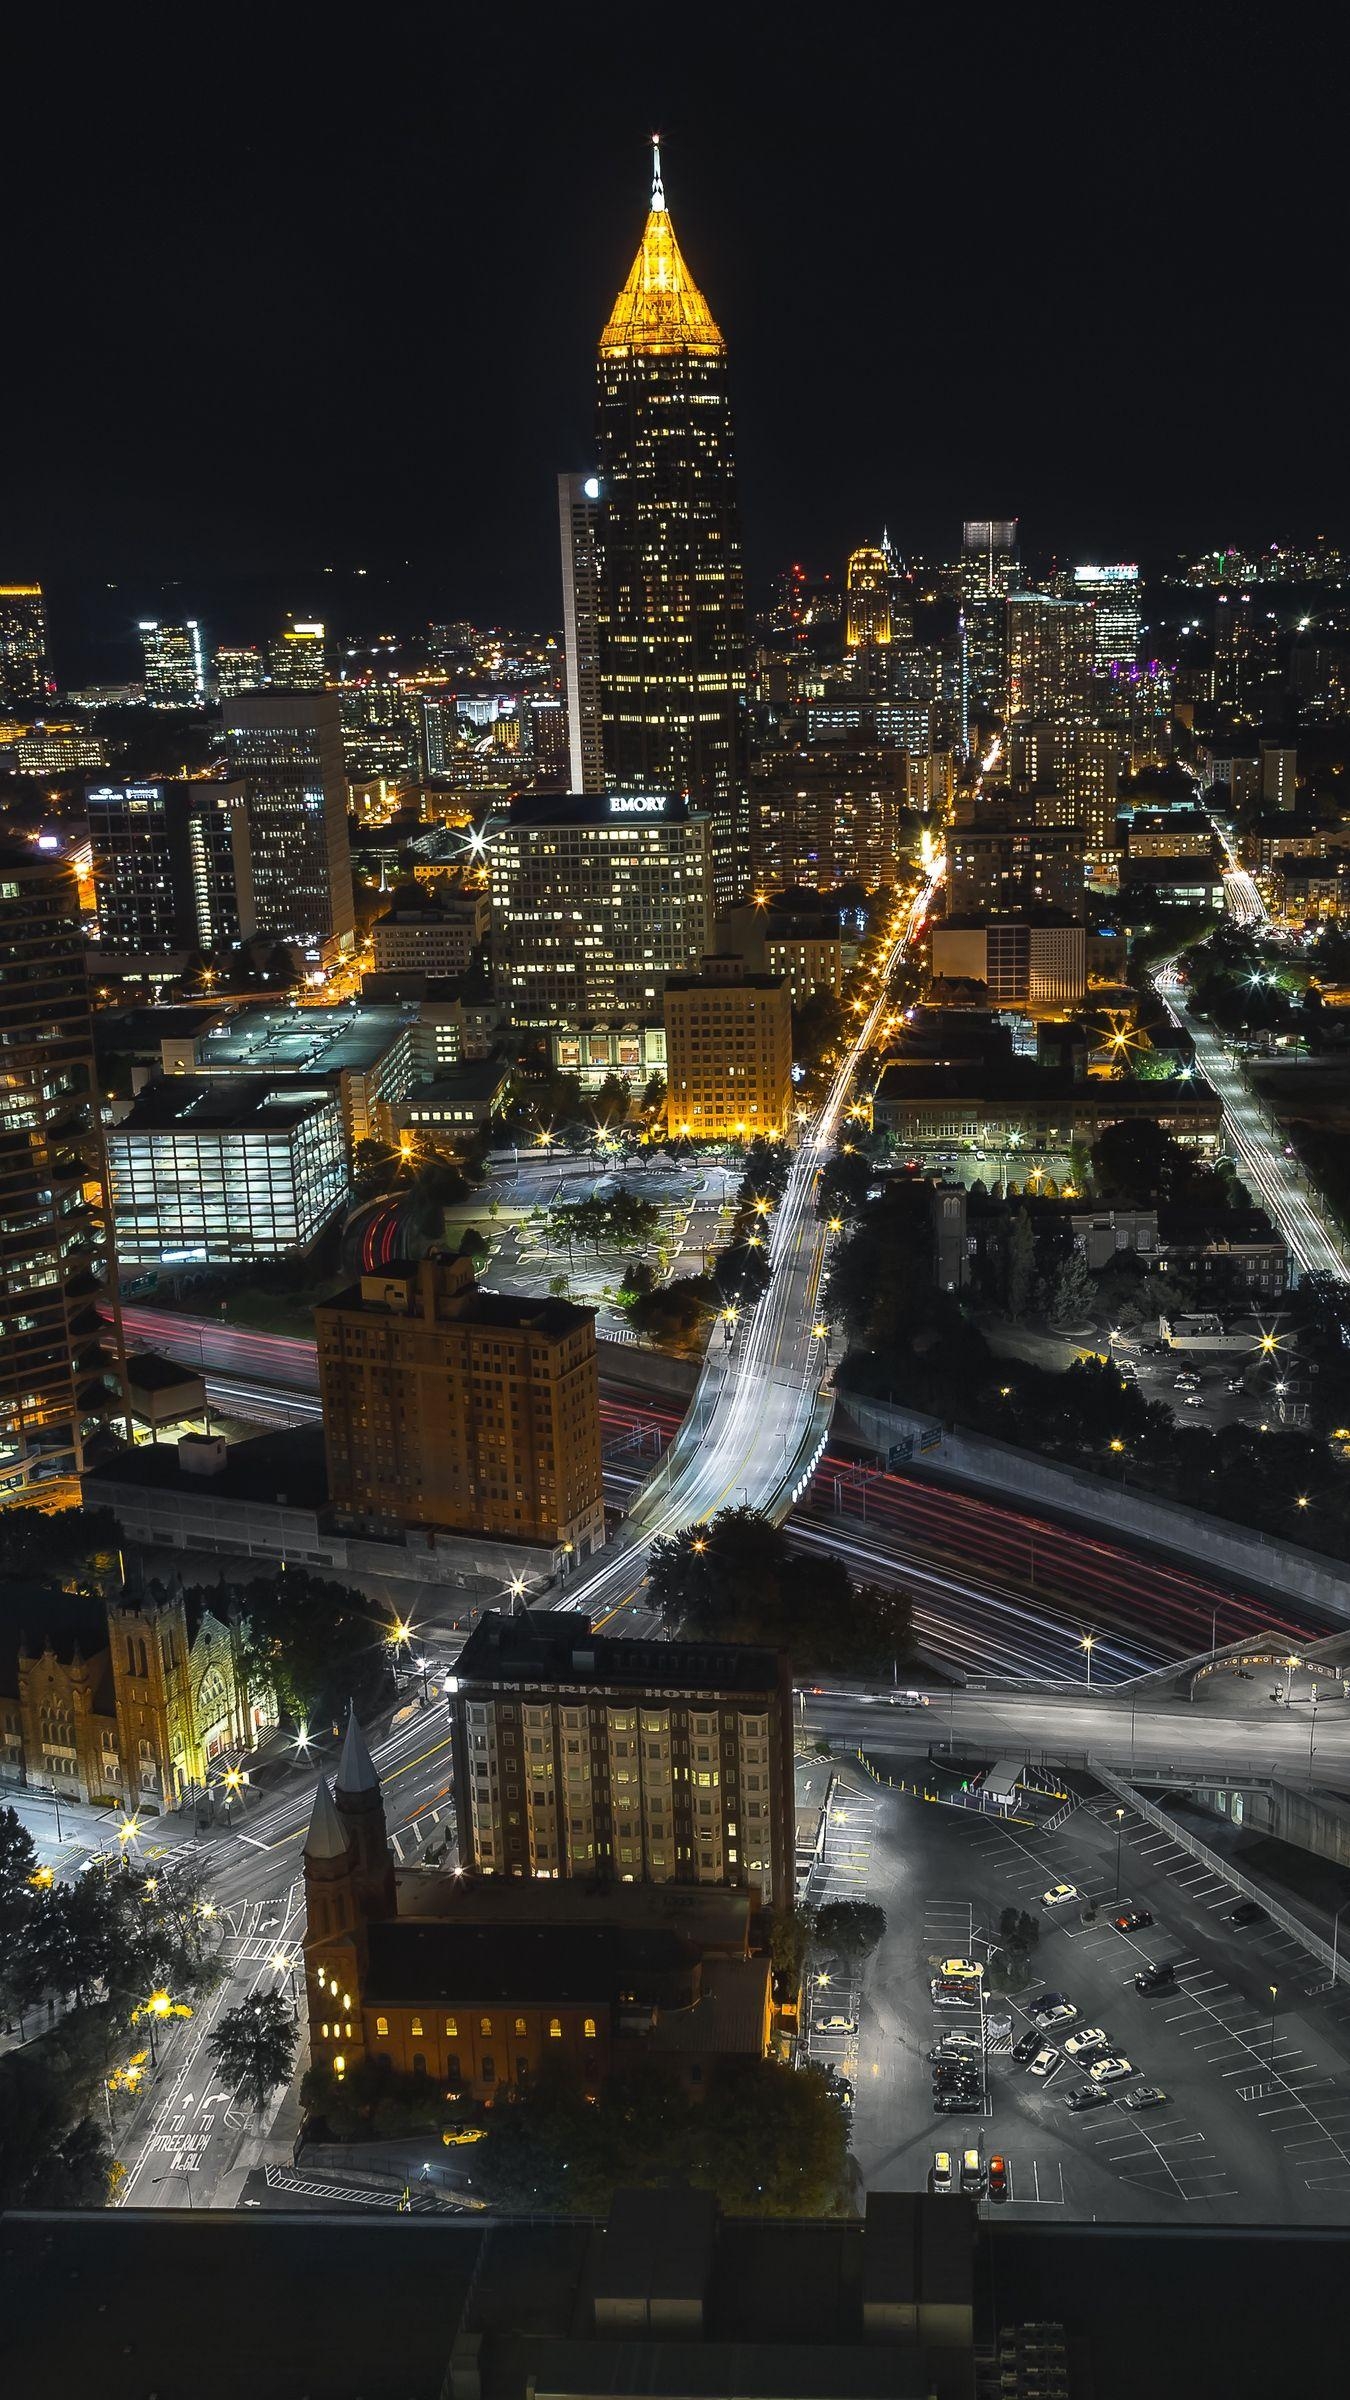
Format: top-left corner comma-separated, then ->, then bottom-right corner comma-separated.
6,8 -> 1345,669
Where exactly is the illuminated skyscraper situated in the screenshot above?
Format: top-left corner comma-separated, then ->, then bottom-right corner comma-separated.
268,619 -> 327,690
558,471 -> 605,795
0,845 -> 125,1507
845,544 -> 893,651
1072,563 -> 1141,669
139,619 -> 207,705
0,584 -> 51,705
222,691 -> 354,952
1006,593 -> 1095,723
595,141 -> 746,904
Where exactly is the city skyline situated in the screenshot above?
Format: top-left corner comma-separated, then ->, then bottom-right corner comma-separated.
5,15 -> 1347,666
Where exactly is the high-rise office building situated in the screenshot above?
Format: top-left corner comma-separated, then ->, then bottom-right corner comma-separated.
139,619 -> 207,705
316,1256 -> 605,1561
845,544 -> 893,652
86,780 -> 254,953
960,520 -> 1018,720
747,745 -> 907,891
489,790 -> 713,1022
1011,724 -> 1124,862
946,808 -> 1086,916
0,845 -> 125,1508
213,644 -> 266,698
0,584 -> 52,705
1005,593 -> 1095,722
595,142 -> 746,906
1072,563 -> 1141,669
267,619 -> 327,689
223,690 -> 355,951
558,472 -> 605,795
449,1608 -> 795,1900
664,961 -> 794,1142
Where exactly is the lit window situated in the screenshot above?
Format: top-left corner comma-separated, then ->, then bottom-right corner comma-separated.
376,2016 -> 389,2038
410,2016 -> 424,2037
583,2017 -> 597,2041
445,2017 -> 459,2038
549,2017 -> 563,2040
479,2016 -> 493,2038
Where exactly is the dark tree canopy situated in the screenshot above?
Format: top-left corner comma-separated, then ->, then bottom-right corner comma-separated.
646,1505 -> 911,1676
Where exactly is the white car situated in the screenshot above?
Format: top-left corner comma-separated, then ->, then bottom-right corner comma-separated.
819,2014 -> 857,2034
1029,2046 -> 1063,2081
1063,2026 -> 1110,2060
1089,2054 -> 1135,2084
1041,1883 -> 1078,1907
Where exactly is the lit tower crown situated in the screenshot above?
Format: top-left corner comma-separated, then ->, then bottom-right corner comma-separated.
599,137 -> 725,358
593,138 -> 747,909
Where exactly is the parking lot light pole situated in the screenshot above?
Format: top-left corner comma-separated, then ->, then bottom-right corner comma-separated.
1269,1984 -> 1278,2074
1114,1808 -> 1126,1902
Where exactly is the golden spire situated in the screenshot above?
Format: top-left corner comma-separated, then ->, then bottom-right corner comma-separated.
599,136 -> 724,359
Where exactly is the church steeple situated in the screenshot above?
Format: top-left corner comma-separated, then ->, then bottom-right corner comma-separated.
333,1708 -> 396,1921
599,137 -> 724,359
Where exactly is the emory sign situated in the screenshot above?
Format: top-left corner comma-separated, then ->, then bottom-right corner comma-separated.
607,795 -> 668,816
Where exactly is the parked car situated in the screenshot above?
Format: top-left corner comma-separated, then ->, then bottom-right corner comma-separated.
1229,1900 -> 1267,1927
1114,1909 -> 1152,1932
931,1982 -> 978,2009
1066,2083 -> 1112,2112
1012,2029 -> 1043,2066
1135,1962 -> 1176,1993
933,2065 -> 980,2090
1124,2086 -> 1168,2111
959,2147 -> 986,2194
935,2089 -> 983,2113
930,2149 -> 954,2193
1041,1883 -> 1078,1907
1088,2055 -> 1135,2084
1029,2046 -> 1063,2081
1063,2026 -> 1111,2060
1028,1994 -> 1078,2029
987,2153 -> 1010,2201
937,1958 -> 983,1981
819,2014 -> 857,2033
929,2035 -> 982,2064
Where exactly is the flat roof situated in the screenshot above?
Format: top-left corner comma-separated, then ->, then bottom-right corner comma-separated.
505,791 -> 701,828
87,1422 -> 329,1509
114,1075 -> 337,1132
456,1608 -> 783,1698
191,1002 -> 414,1076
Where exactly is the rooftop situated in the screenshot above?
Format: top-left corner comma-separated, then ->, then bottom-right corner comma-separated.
455,1608 -> 783,1699
188,1002 -> 415,1078
86,1421 -> 329,1510
359,1918 -> 690,2007
113,1075 -> 338,1133
504,791 -> 699,829
599,141 -> 724,360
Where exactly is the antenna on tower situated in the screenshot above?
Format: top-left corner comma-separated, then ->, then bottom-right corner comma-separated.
650,131 -> 665,211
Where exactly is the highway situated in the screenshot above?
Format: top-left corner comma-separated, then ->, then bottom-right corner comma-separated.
1152,814 -> 1346,1282
558,885 -> 934,1623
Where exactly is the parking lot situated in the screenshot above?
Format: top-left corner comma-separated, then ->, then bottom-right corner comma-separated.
803,1765 -> 1350,2221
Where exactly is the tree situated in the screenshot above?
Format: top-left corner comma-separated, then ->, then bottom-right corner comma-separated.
624,1273 -> 716,1352
237,1568 -> 392,1726
767,1903 -> 815,1992
209,1989 -> 298,2113
0,2050 -> 113,2208
793,987 -> 847,1072
1003,1208 -> 1035,1321
0,1504 -> 122,1589
815,1147 -> 873,1224
1048,1247 -> 1096,1326
815,1900 -> 886,1962
647,1506 -> 912,1676
594,1072 -> 632,1128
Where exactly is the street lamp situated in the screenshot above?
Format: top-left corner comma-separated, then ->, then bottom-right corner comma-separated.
1114,1807 -> 1126,1902
1284,1655 -> 1301,1707
1081,1632 -> 1097,1691
1269,1983 -> 1278,2073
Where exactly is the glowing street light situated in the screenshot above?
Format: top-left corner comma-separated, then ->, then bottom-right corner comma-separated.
1081,1631 -> 1097,1690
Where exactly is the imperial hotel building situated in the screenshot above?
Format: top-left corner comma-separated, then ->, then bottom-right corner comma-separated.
316,1257 -> 605,1563
489,790 -> 712,1023
450,1609 -> 795,1905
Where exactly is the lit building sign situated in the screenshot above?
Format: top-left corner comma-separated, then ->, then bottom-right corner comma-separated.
607,795 -> 668,816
